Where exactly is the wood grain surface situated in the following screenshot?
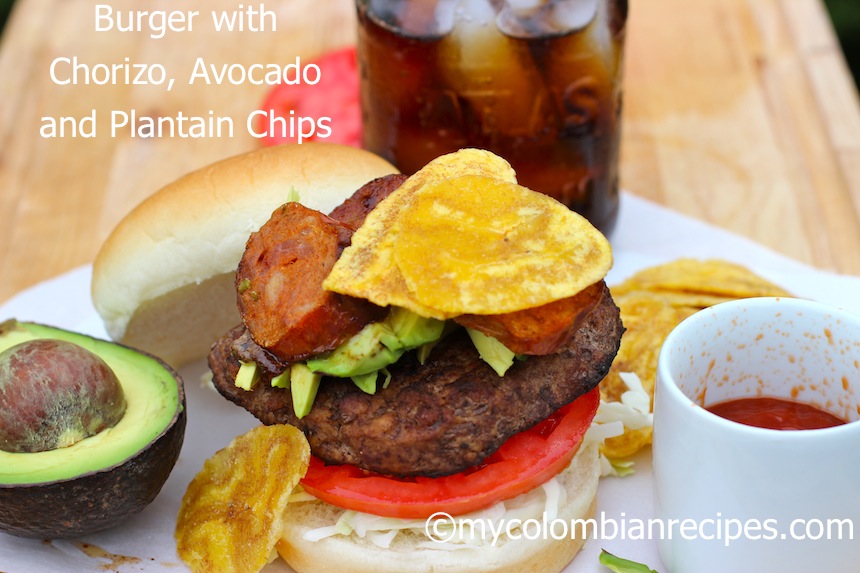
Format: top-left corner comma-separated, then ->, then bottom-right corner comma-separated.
0,0 -> 858,306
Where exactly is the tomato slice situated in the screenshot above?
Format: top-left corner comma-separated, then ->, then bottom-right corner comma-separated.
257,46 -> 361,147
299,386 -> 599,519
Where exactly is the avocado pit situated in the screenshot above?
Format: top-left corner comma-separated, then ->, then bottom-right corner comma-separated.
0,339 -> 127,453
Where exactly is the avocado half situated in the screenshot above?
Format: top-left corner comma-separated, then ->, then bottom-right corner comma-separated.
0,320 -> 186,538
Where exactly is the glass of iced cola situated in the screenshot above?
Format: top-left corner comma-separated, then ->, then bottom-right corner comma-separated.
355,0 -> 628,234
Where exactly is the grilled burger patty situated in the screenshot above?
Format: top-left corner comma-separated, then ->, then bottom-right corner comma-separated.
208,282 -> 623,478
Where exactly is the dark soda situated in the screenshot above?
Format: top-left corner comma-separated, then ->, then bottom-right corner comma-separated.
356,0 -> 628,234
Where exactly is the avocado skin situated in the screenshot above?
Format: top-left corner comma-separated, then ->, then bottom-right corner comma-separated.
0,322 -> 187,539
0,405 -> 185,538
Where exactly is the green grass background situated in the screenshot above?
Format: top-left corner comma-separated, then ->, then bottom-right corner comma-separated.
826,0 -> 860,83
0,1 -> 857,84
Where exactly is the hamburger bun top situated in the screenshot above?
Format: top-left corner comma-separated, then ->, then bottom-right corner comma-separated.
91,143 -> 397,367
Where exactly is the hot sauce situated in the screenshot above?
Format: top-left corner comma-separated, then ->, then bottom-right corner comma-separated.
706,397 -> 847,430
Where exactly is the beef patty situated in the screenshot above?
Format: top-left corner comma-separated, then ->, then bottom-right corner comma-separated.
208,282 -> 623,478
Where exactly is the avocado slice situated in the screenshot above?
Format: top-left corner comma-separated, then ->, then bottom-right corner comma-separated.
306,308 -> 444,380
234,360 -> 261,390
386,306 -> 445,348
466,328 -> 517,376
306,321 -> 404,378
290,363 -> 321,419
0,320 -> 186,539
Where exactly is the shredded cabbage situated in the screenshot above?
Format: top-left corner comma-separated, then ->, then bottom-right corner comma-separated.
288,487 -> 316,503
299,474 -> 563,549
586,371 -> 654,477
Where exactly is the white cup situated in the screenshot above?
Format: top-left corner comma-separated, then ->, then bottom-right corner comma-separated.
653,296 -> 860,573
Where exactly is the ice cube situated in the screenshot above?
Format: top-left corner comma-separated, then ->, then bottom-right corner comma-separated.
454,0 -> 497,27
496,0 -> 597,37
438,0 -> 549,138
551,0 -> 598,32
435,0 -> 459,35
446,0 -> 510,70
506,0 -> 546,11
366,0 -> 457,38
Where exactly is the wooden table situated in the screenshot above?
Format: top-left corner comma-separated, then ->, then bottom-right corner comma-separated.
1,0 -> 859,306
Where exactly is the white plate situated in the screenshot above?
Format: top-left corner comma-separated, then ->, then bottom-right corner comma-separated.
2,193 -> 859,572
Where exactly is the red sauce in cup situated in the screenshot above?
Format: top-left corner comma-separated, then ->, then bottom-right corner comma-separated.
706,397 -> 847,430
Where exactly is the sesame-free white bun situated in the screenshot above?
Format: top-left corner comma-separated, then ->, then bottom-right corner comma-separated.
276,444 -> 600,573
91,143 -> 397,367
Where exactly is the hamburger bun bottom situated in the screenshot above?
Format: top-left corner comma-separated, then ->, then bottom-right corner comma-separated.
118,272 -> 238,372
276,443 -> 600,573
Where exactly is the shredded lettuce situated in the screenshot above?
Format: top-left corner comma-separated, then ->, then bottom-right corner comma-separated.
594,372 -> 652,430
298,474 -> 564,549
585,371 -> 653,477
601,457 -> 636,478
288,486 -> 316,503
285,186 -> 301,203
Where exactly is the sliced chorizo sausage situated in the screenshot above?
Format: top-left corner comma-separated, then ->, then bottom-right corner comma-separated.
454,281 -> 606,355
328,173 -> 408,230
237,202 -> 386,362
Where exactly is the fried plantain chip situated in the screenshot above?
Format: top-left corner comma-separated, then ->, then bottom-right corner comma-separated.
394,175 -> 612,317
324,149 -> 517,316
612,258 -> 792,301
325,150 -> 612,319
176,424 -> 310,573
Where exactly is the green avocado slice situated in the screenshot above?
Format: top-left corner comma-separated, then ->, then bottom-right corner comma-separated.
306,307 -> 444,381
466,327 -> 518,376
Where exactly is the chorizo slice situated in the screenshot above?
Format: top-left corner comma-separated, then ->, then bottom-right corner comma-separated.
328,173 -> 408,230
237,202 -> 386,362
454,281 -> 606,355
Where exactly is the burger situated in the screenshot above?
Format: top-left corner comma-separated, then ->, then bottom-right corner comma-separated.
93,143 -> 623,573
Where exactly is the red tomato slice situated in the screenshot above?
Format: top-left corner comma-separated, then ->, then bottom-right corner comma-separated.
257,46 -> 361,147
299,386 -> 599,519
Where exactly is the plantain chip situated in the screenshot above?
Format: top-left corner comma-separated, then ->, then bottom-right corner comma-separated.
394,175 -> 612,317
601,259 -> 793,459
324,149 -> 517,316
611,258 -> 792,301
325,149 -> 612,318
600,292 -> 691,458
175,424 -> 310,573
